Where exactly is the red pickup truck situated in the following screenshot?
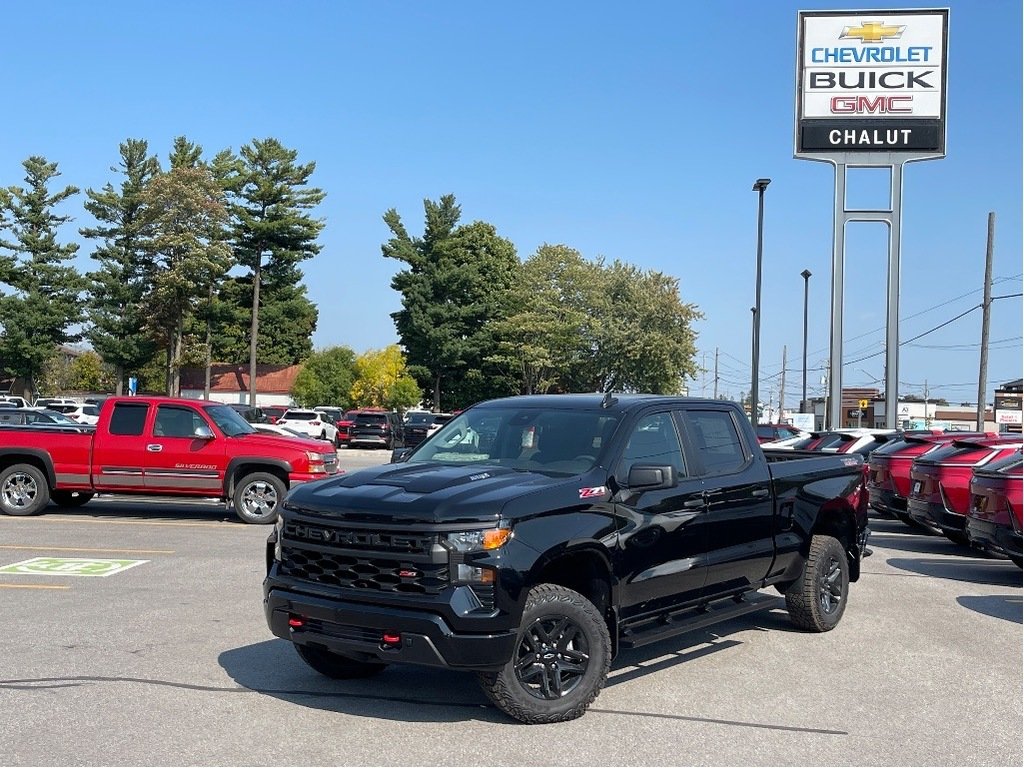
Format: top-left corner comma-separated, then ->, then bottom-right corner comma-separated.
0,396 -> 340,524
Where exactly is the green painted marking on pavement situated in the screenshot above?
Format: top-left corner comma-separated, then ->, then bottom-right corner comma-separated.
0,557 -> 148,577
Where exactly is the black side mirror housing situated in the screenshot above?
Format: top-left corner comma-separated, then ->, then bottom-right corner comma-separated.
391,447 -> 413,464
626,464 -> 677,491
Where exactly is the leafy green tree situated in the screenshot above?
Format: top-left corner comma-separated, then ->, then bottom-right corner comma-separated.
290,346 -> 357,407
384,195 -> 518,411
81,139 -> 160,395
69,350 -> 116,392
582,261 -> 702,394
140,154 -> 231,396
218,138 -> 325,401
489,244 -> 603,394
350,345 -> 422,411
0,157 -> 84,400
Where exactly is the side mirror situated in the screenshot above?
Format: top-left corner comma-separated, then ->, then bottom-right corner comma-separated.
626,464 -> 677,491
194,424 -> 215,440
391,447 -> 413,464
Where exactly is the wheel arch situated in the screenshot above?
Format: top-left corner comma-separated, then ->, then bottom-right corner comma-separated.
811,498 -> 861,582
527,542 -> 618,657
224,457 -> 292,497
0,449 -> 57,489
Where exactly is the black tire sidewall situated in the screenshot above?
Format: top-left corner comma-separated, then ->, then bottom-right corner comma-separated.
0,464 -> 50,516
232,472 -> 286,524
787,534 -> 849,632
50,490 -> 94,508
480,584 -> 611,724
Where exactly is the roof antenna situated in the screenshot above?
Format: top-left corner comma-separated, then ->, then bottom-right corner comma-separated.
601,390 -> 618,409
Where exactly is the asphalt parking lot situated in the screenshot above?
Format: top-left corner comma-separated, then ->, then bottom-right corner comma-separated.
0,455 -> 1020,765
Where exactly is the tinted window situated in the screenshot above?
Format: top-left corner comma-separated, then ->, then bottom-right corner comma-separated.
756,425 -> 776,440
109,403 -> 149,436
284,410 -> 318,421
83,405 -> 99,416
684,409 -> 747,475
0,412 -> 26,425
622,412 -> 686,476
204,404 -> 256,436
355,414 -> 387,426
154,406 -> 208,438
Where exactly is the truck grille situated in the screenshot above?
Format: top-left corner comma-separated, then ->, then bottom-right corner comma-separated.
279,520 -> 447,595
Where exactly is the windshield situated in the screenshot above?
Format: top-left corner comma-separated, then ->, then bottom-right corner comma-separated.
406,412 -> 432,425
204,404 -> 256,436
407,406 -> 621,476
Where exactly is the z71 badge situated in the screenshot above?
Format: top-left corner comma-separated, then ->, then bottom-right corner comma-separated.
578,486 -> 608,499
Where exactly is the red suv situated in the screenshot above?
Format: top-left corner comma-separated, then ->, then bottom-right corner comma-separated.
868,432 -> 989,528
907,437 -> 1023,545
966,452 -> 1022,568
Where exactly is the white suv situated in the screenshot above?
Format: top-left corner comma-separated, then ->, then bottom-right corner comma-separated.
276,409 -> 338,445
47,403 -> 101,425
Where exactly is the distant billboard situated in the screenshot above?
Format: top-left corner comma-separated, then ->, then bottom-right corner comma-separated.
795,8 -> 948,156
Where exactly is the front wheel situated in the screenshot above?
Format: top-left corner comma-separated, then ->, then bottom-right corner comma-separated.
785,534 -> 850,632
294,644 -> 387,679
0,464 -> 50,516
477,584 -> 611,724
50,490 -> 94,508
232,472 -> 286,524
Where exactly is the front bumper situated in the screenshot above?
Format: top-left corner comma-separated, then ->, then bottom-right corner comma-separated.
264,585 -> 518,671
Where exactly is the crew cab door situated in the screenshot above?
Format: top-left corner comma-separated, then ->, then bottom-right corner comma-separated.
613,410 -> 708,619
143,404 -> 225,494
677,407 -> 775,597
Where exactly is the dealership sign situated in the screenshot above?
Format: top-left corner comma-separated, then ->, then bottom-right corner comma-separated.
796,9 -> 949,155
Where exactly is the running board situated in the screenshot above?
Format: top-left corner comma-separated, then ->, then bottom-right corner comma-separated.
619,592 -> 783,650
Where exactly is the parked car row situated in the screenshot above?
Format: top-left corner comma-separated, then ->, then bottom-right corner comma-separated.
864,431 -> 1022,566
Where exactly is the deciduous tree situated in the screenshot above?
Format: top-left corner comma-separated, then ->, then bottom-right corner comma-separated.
290,346 -> 357,407
350,345 -> 421,411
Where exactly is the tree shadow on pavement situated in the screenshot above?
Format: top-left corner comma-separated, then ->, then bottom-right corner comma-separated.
956,595 -> 1023,624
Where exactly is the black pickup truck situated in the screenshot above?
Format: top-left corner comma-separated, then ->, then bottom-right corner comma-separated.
264,394 -> 869,723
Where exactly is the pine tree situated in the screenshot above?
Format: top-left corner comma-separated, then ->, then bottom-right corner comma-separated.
0,157 -> 84,399
221,138 -> 324,399
81,139 -> 160,395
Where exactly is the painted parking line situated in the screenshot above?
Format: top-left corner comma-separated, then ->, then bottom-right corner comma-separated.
1,518 -> 233,529
0,557 -> 148,577
0,583 -> 70,590
0,545 -> 175,554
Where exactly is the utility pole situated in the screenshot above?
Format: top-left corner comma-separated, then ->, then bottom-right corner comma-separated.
713,347 -> 719,399
701,351 -> 707,396
780,345 -> 787,422
977,212 -> 995,431
924,379 -> 930,427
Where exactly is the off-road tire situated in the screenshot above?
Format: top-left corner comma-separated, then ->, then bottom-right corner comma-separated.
50,490 -> 94,508
785,534 -> 849,632
294,643 -> 388,679
232,472 -> 287,524
477,584 -> 611,724
0,463 -> 50,516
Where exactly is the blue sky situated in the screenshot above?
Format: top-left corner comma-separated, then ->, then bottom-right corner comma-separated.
1,0 -> 1020,407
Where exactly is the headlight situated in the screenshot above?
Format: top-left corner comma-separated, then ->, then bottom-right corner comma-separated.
443,528 -> 511,552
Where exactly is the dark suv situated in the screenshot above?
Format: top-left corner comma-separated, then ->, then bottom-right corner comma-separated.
349,410 -> 404,450
403,412 -> 454,447
227,403 -> 269,424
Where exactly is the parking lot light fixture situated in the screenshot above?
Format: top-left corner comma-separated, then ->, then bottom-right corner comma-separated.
750,178 -> 770,423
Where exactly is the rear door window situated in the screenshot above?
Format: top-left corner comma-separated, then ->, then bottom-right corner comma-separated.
109,403 -> 149,436
681,409 -> 749,476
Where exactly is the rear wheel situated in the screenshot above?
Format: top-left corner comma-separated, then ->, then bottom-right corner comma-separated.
294,644 -> 387,679
232,472 -> 286,524
0,464 -> 50,516
785,534 -> 849,632
477,584 -> 611,724
50,490 -> 94,508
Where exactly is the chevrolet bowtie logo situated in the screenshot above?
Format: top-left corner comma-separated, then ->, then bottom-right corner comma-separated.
840,21 -> 906,43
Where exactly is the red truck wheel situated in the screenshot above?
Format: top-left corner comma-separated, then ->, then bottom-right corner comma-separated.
233,472 -> 286,524
0,464 -> 50,516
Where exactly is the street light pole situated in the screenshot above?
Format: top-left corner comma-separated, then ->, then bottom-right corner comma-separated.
801,269 -> 812,412
750,178 -> 771,424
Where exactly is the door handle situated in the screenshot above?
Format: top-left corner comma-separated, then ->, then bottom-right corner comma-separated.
752,488 -> 769,498
146,444 -> 163,452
